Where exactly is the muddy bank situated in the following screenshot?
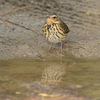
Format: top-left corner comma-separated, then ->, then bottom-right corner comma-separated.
0,0 -> 100,59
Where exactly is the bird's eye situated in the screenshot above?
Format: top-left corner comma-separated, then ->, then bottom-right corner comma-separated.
53,16 -> 56,19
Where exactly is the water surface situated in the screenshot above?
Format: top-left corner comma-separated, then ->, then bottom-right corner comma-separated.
0,57 -> 100,99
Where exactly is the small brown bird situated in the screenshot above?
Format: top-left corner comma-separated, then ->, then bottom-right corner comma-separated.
42,15 -> 70,54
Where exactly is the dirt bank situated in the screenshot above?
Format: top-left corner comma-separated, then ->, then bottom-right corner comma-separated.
0,0 -> 100,59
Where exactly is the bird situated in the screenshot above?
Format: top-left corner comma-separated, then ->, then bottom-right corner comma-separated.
42,15 -> 70,54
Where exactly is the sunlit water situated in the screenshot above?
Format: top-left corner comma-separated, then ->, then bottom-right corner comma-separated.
0,57 -> 100,99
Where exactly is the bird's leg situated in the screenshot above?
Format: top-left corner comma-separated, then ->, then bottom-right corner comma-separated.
60,41 -> 65,54
48,43 -> 53,51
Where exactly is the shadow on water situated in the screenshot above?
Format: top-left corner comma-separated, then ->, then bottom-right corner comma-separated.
0,56 -> 100,99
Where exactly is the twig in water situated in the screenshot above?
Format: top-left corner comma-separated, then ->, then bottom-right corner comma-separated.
5,19 -> 42,35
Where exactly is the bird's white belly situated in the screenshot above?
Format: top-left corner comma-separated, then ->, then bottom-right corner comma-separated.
47,33 -> 62,43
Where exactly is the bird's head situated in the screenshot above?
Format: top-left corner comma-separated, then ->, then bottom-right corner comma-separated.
46,15 -> 61,25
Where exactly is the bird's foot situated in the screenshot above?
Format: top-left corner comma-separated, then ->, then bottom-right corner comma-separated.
47,43 -> 53,52
59,49 -> 65,54
48,47 -> 52,52
44,48 -> 52,52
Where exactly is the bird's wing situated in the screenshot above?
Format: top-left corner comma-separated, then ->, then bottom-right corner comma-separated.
58,22 -> 70,35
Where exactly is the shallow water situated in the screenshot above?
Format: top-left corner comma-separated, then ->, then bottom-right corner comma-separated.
64,57 -> 100,99
0,57 -> 100,99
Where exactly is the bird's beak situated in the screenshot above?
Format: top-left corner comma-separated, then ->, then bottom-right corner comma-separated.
46,15 -> 50,19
